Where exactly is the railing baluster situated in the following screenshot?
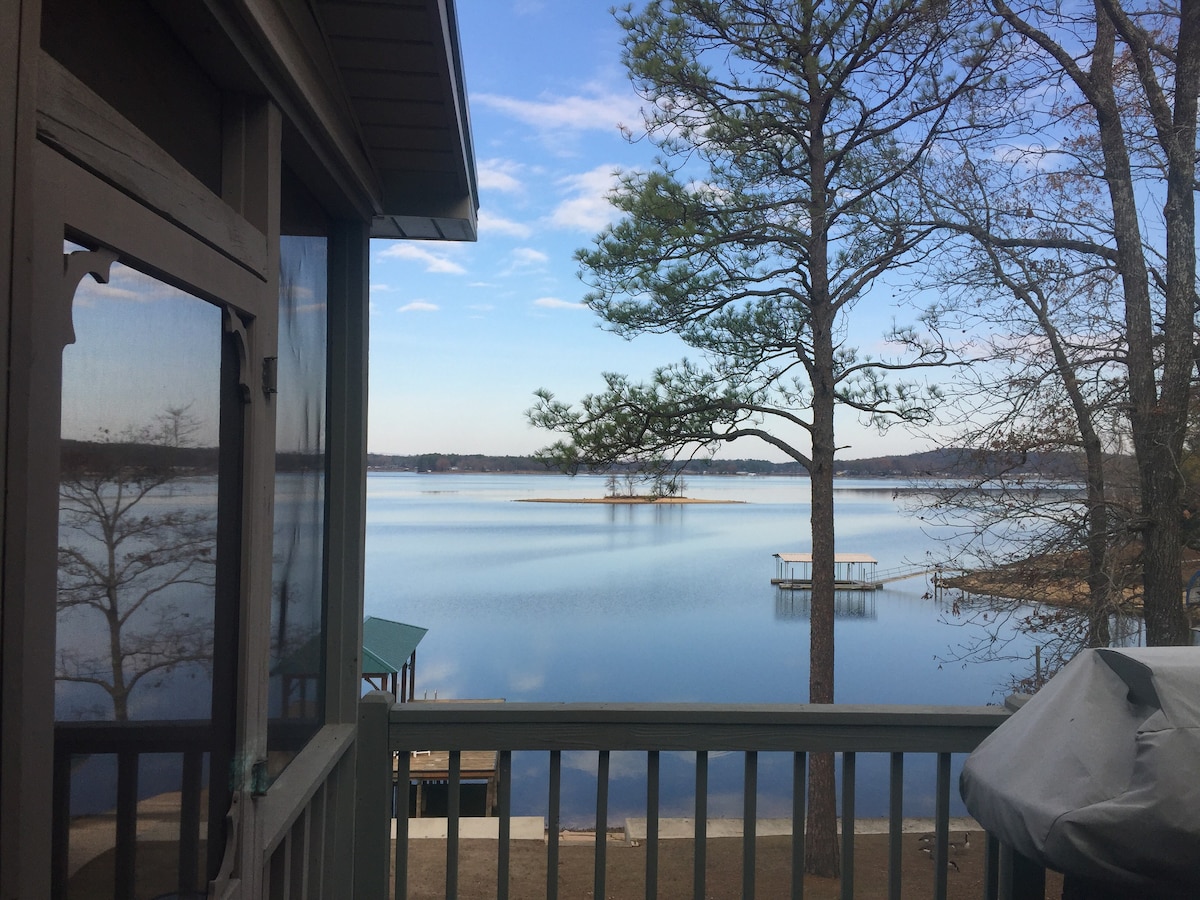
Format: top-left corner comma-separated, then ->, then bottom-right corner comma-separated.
1009,847 -> 1046,899
595,750 -> 610,900
115,750 -> 138,900
268,830 -> 288,899
983,831 -> 1000,900
887,751 -> 903,900
497,750 -> 512,900
934,751 -> 951,900
997,840 -> 1014,900
308,780 -> 327,895
694,750 -> 707,900
547,750 -> 561,900
792,751 -> 806,900
395,751 -> 411,900
744,750 -> 757,900
447,750 -> 461,900
646,750 -> 659,900
382,701 -> 1017,900
289,807 -> 309,895
51,749 -> 71,900
841,752 -> 856,900
180,749 -> 203,894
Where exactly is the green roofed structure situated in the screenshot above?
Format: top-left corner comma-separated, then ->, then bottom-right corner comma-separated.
363,616 -> 428,703
273,617 -> 427,712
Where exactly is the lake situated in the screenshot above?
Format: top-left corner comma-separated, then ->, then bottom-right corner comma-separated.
363,472 -> 1038,824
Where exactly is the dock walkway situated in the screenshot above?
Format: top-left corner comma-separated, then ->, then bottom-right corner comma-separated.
772,554 -> 945,591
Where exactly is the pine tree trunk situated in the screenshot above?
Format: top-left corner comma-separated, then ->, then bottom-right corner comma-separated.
804,306 -> 841,877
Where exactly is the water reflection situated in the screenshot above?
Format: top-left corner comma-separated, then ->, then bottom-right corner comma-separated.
775,590 -> 878,620
366,473 -> 1047,822
267,233 -> 329,778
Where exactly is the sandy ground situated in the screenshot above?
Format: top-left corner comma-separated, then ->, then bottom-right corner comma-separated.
67,826 -> 1067,899
400,829 -> 1066,900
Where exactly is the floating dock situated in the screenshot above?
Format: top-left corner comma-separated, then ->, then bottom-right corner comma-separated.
772,552 -> 883,591
772,553 -> 945,590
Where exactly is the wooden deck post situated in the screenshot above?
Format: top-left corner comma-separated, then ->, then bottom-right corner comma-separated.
354,691 -> 393,900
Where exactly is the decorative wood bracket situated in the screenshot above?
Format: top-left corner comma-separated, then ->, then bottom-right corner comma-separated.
208,791 -> 242,900
222,308 -> 252,404
60,247 -> 118,347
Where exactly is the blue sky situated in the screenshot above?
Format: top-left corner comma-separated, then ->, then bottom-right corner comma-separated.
365,0 -> 936,462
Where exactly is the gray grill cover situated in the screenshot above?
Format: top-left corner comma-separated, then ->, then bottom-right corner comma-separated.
960,647 -> 1200,891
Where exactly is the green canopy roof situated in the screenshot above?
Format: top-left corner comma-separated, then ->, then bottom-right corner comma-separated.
362,616 -> 428,675
273,616 -> 427,677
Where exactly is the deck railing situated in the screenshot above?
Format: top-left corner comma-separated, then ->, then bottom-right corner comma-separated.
52,720 -> 211,900
355,694 -> 1047,900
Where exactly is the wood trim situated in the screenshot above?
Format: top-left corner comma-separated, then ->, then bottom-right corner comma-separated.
320,219 -> 370,900
221,96 -> 281,900
324,219 -> 371,726
35,147 -> 270,319
257,723 -> 355,855
221,0 -> 380,218
1,5 -> 51,896
387,703 -> 1012,754
36,53 -> 269,280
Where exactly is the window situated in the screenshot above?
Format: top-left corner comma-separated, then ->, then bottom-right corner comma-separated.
55,246 -> 224,898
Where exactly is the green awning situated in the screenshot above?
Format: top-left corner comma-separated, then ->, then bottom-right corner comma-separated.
362,616 -> 428,675
273,616 -> 427,677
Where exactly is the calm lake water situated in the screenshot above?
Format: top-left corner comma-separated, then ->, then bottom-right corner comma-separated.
364,472 -> 1037,824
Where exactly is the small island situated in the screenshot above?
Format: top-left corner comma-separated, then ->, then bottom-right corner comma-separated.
518,471 -> 744,504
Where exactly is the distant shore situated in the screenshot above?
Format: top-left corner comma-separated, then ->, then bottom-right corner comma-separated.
517,497 -> 744,504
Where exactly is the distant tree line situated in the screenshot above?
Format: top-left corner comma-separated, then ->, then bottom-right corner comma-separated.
366,448 -> 1104,479
367,453 -> 558,474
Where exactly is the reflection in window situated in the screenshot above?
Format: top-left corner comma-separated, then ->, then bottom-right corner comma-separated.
55,249 -> 221,897
268,235 -> 329,776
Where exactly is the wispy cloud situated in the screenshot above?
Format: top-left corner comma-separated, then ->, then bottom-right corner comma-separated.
378,243 -> 466,275
474,86 -> 639,138
512,247 -> 549,268
398,301 -> 439,313
533,296 -> 585,310
509,672 -> 545,693
479,209 -> 533,239
550,164 -> 622,232
478,158 -> 525,194
563,750 -> 644,780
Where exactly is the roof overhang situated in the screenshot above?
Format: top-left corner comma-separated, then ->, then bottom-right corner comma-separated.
155,0 -> 478,240
316,0 -> 478,240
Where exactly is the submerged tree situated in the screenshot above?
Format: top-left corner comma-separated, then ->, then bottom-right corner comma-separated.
529,0 -> 998,875
56,407 -> 216,721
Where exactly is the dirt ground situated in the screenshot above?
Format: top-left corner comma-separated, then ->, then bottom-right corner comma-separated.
68,831 -> 1067,898
401,832 -> 1066,899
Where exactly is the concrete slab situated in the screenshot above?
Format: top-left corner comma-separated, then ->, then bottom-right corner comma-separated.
624,816 -> 980,841
396,816 -> 545,841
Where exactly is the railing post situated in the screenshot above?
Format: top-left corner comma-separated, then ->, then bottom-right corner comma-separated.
354,691 -> 394,900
